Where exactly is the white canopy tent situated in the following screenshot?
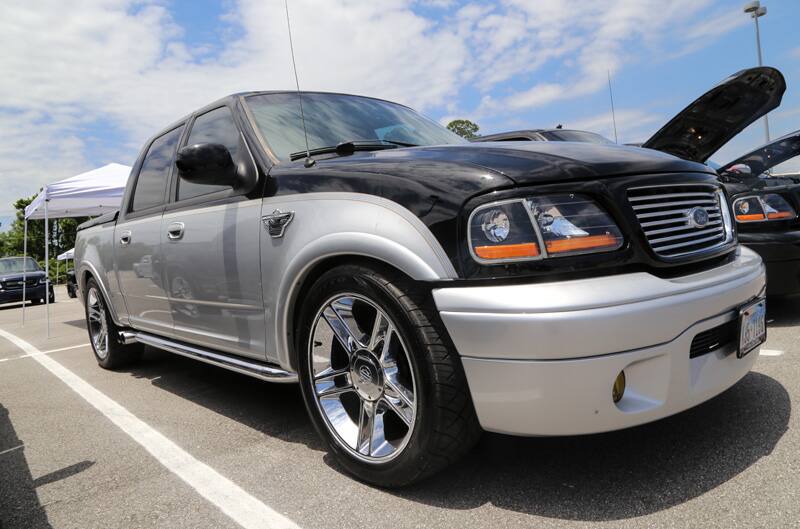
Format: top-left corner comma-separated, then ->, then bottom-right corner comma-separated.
57,248 -> 75,261
55,248 -> 75,287
21,163 -> 131,334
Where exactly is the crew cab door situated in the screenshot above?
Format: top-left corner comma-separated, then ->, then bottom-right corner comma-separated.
161,106 -> 266,360
116,124 -> 185,335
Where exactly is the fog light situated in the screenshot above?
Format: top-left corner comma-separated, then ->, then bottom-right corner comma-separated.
612,371 -> 626,403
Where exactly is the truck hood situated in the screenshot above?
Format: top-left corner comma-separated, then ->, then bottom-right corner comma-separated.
719,129 -> 800,179
642,67 -> 786,163
308,140 -> 711,187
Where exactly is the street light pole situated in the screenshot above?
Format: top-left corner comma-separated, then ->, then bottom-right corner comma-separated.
744,1 -> 770,142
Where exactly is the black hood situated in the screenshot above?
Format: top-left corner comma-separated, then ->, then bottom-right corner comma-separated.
289,140 -> 710,186
0,270 -> 45,282
643,67 -> 786,163
720,129 -> 800,179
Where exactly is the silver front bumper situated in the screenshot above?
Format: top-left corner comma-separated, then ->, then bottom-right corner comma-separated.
433,246 -> 766,436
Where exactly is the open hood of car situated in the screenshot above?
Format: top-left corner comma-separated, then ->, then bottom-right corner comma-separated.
719,129 -> 800,177
642,67 -> 785,163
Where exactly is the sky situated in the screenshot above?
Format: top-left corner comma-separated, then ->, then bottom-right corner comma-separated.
1,0 -> 799,229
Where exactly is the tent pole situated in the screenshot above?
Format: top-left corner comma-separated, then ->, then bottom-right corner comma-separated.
22,219 -> 28,325
45,198 -> 50,338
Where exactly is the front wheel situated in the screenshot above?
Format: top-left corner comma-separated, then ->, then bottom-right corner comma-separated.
296,264 -> 480,487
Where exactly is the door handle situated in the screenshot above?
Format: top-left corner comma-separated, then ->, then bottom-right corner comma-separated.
119,230 -> 132,245
167,222 -> 185,240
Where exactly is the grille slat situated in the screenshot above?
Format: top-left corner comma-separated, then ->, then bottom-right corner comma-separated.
640,213 -> 720,228
628,184 -> 731,258
635,206 -> 719,219
646,220 -> 722,236
649,226 -> 725,245
629,192 -> 716,202
631,199 -> 717,211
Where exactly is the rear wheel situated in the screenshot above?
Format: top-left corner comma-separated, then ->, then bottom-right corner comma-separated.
84,278 -> 142,369
296,264 -> 480,487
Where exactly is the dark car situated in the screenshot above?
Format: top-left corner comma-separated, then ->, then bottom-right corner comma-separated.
476,128 -> 614,144
715,131 -> 800,296
66,269 -> 78,298
0,256 -> 55,305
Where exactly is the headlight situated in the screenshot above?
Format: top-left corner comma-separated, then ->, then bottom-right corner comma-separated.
733,193 -> 796,223
468,194 -> 624,263
38,277 -> 47,285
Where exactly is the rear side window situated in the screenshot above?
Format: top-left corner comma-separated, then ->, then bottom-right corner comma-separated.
132,125 -> 184,212
178,107 -> 241,201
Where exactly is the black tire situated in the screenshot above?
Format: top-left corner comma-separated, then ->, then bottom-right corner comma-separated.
49,290 -> 55,303
30,298 -> 42,306
296,264 -> 480,487
84,278 -> 143,369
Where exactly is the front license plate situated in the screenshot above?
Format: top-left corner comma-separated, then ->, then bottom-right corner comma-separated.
738,298 -> 766,358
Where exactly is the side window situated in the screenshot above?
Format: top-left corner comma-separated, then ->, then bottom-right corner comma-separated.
178,107 -> 241,201
131,125 -> 184,212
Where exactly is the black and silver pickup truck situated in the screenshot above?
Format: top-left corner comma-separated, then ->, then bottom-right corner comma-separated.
76,91 -> 766,486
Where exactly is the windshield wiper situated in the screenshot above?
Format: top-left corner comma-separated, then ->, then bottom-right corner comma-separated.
289,139 -> 418,161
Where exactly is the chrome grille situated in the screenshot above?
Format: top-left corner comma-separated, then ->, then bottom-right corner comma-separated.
1,277 -> 38,290
628,183 -> 731,258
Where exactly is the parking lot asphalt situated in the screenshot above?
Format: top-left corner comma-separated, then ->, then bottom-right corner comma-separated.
1,285 -> 798,529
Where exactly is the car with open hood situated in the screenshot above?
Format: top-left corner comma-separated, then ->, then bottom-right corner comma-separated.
75,90 -> 765,486
478,67 -> 795,297
642,66 -> 800,297
716,130 -> 800,296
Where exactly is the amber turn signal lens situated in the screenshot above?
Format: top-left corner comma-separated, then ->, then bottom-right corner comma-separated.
612,371 -> 626,403
474,242 -> 540,260
545,233 -> 621,254
767,211 -> 794,220
736,213 -> 766,222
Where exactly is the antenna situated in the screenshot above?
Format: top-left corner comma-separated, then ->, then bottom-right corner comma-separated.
607,70 -> 619,144
284,0 -> 314,167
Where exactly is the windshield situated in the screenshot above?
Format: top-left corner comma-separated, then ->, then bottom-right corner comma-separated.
0,257 -> 41,274
245,93 -> 465,160
540,130 -> 613,144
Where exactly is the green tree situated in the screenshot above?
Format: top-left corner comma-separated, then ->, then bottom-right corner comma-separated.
0,193 -> 87,269
446,119 -> 480,139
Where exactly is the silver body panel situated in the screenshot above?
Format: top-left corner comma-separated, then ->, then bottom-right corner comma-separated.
114,214 -> 173,335
76,191 -> 456,371
259,192 -> 457,368
162,200 -> 265,359
434,246 -> 765,435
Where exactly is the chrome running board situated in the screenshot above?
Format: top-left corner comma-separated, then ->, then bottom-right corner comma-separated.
133,332 -> 298,383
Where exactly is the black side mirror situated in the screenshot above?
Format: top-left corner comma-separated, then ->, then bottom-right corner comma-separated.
176,143 -> 238,187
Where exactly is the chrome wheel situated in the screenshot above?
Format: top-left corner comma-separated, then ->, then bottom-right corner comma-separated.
87,287 -> 109,359
308,293 -> 417,463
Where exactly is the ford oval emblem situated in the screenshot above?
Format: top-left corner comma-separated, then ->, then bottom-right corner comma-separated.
688,206 -> 709,228
358,365 -> 373,383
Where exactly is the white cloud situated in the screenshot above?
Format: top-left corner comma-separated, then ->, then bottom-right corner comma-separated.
0,0 -> 761,208
568,108 -> 663,144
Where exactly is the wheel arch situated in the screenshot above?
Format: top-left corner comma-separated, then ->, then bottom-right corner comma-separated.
262,192 -> 459,371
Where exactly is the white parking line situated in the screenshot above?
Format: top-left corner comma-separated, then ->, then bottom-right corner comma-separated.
0,343 -> 89,363
760,349 -> 785,356
0,329 -> 300,529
